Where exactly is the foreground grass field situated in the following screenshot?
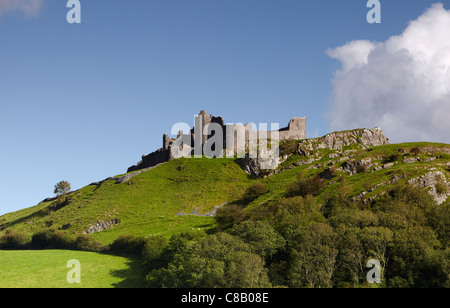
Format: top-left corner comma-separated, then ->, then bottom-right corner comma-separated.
0,250 -> 146,288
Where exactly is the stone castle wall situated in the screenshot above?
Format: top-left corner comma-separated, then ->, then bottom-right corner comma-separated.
127,110 -> 306,173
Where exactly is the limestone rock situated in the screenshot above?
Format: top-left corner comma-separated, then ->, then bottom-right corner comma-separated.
408,170 -> 449,205
298,127 -> 390,155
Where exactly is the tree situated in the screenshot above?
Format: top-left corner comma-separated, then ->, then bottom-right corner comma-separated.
54,180 -> 71,203
288,223 -> 338,288
146,233 -> 271,288
230,220 -> 285,260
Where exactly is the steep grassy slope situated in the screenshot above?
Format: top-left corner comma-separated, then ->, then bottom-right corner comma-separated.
1,141 -> 449,246
0,157 -> 251,244
243,141 -> 450,211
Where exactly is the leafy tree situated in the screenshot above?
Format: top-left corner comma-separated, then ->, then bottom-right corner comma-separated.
142,235 -> 170,268
271,195 -> 325,242
230,220 -> 285,260
429,201 -> 450,247
146,233 -> 271,288
333,227 -> 365,287
54,180 -> 71,203
288,223 -> 338,288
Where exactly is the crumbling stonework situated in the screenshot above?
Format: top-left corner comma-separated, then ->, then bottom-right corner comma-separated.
127,110 -> 307,173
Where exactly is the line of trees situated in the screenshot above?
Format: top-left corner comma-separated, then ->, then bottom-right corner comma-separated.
142,177 -> 449,288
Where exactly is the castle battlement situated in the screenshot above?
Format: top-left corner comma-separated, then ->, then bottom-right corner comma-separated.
127,111 -> 306,173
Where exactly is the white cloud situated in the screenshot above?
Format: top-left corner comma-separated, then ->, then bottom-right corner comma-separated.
326,3 -> 450,143
0,0 -> 43,19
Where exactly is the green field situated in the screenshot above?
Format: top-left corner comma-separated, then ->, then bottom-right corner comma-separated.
0,250 -> 146,288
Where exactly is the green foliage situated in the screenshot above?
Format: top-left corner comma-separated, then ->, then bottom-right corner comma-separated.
74,235 -> 105,252
229,220 -> 285,260
0,230 -> 29,250
429,202 -> 450,246
242,182 -> 269,204
288,223 -> 338,288
31,229 -> 75,249
54,180 -> 71,203
146,233 -> 272,288
141,235 -> 169,268
286,173 -> 326,198
109,234 -> 148,256
271,195 -> 325,241
214,204 -> 247,231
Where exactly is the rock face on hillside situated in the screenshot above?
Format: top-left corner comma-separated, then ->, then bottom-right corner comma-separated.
408,170 -> 449,205
298,127 -> 389,155
239,127 -> 390,176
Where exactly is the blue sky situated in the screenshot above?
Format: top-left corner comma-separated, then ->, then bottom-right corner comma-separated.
0,0 -> 447,215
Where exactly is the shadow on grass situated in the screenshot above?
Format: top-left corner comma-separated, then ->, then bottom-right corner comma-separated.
109,256 -> 148,288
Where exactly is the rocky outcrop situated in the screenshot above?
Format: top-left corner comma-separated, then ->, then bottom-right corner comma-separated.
298,127 -> 389,155
83,219 -> 120,234
239,127 -> 390,177
408,170 -> 449,205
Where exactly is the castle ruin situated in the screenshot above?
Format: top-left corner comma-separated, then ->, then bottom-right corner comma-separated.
127,110 -> 306,173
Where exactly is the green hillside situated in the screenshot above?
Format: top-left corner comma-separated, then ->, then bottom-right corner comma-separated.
0,138 -> 449,288
0,157 -> 251,244
1,142 -> 449,245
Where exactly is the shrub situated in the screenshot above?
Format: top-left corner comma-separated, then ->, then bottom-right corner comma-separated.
74,235 -> 105,252
230,220 -> 285,260
147,233 -> 272,288
435,179 -> 448,195
356,164 -> 368,174
385,154 -> 401,162
242,183 -> 269,203
410,147 -> 421,155
142,236 -> 170,268
279,139 -> 299,156
0,230 -> 29,250
215,204 -> 247,230
109,234 -> 148,256
286,174 -> 326,197
31,230 -> 74,249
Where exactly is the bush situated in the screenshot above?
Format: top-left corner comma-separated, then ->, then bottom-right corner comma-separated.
147,233 -> 272,288
0,230 -> 29,250
410,147 -> 421,155
74,235 -> 105,252
286,174 -> 326,197
279,139 -> 299,156
109,234 -> 148,256
356,164 -> 368,174
31,230 -> 74,249
230,220 -> 285,260
214,204 -> 247,230
242,183 -> 269,203
142,236 -> 169,268
435,181 -> 448,195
